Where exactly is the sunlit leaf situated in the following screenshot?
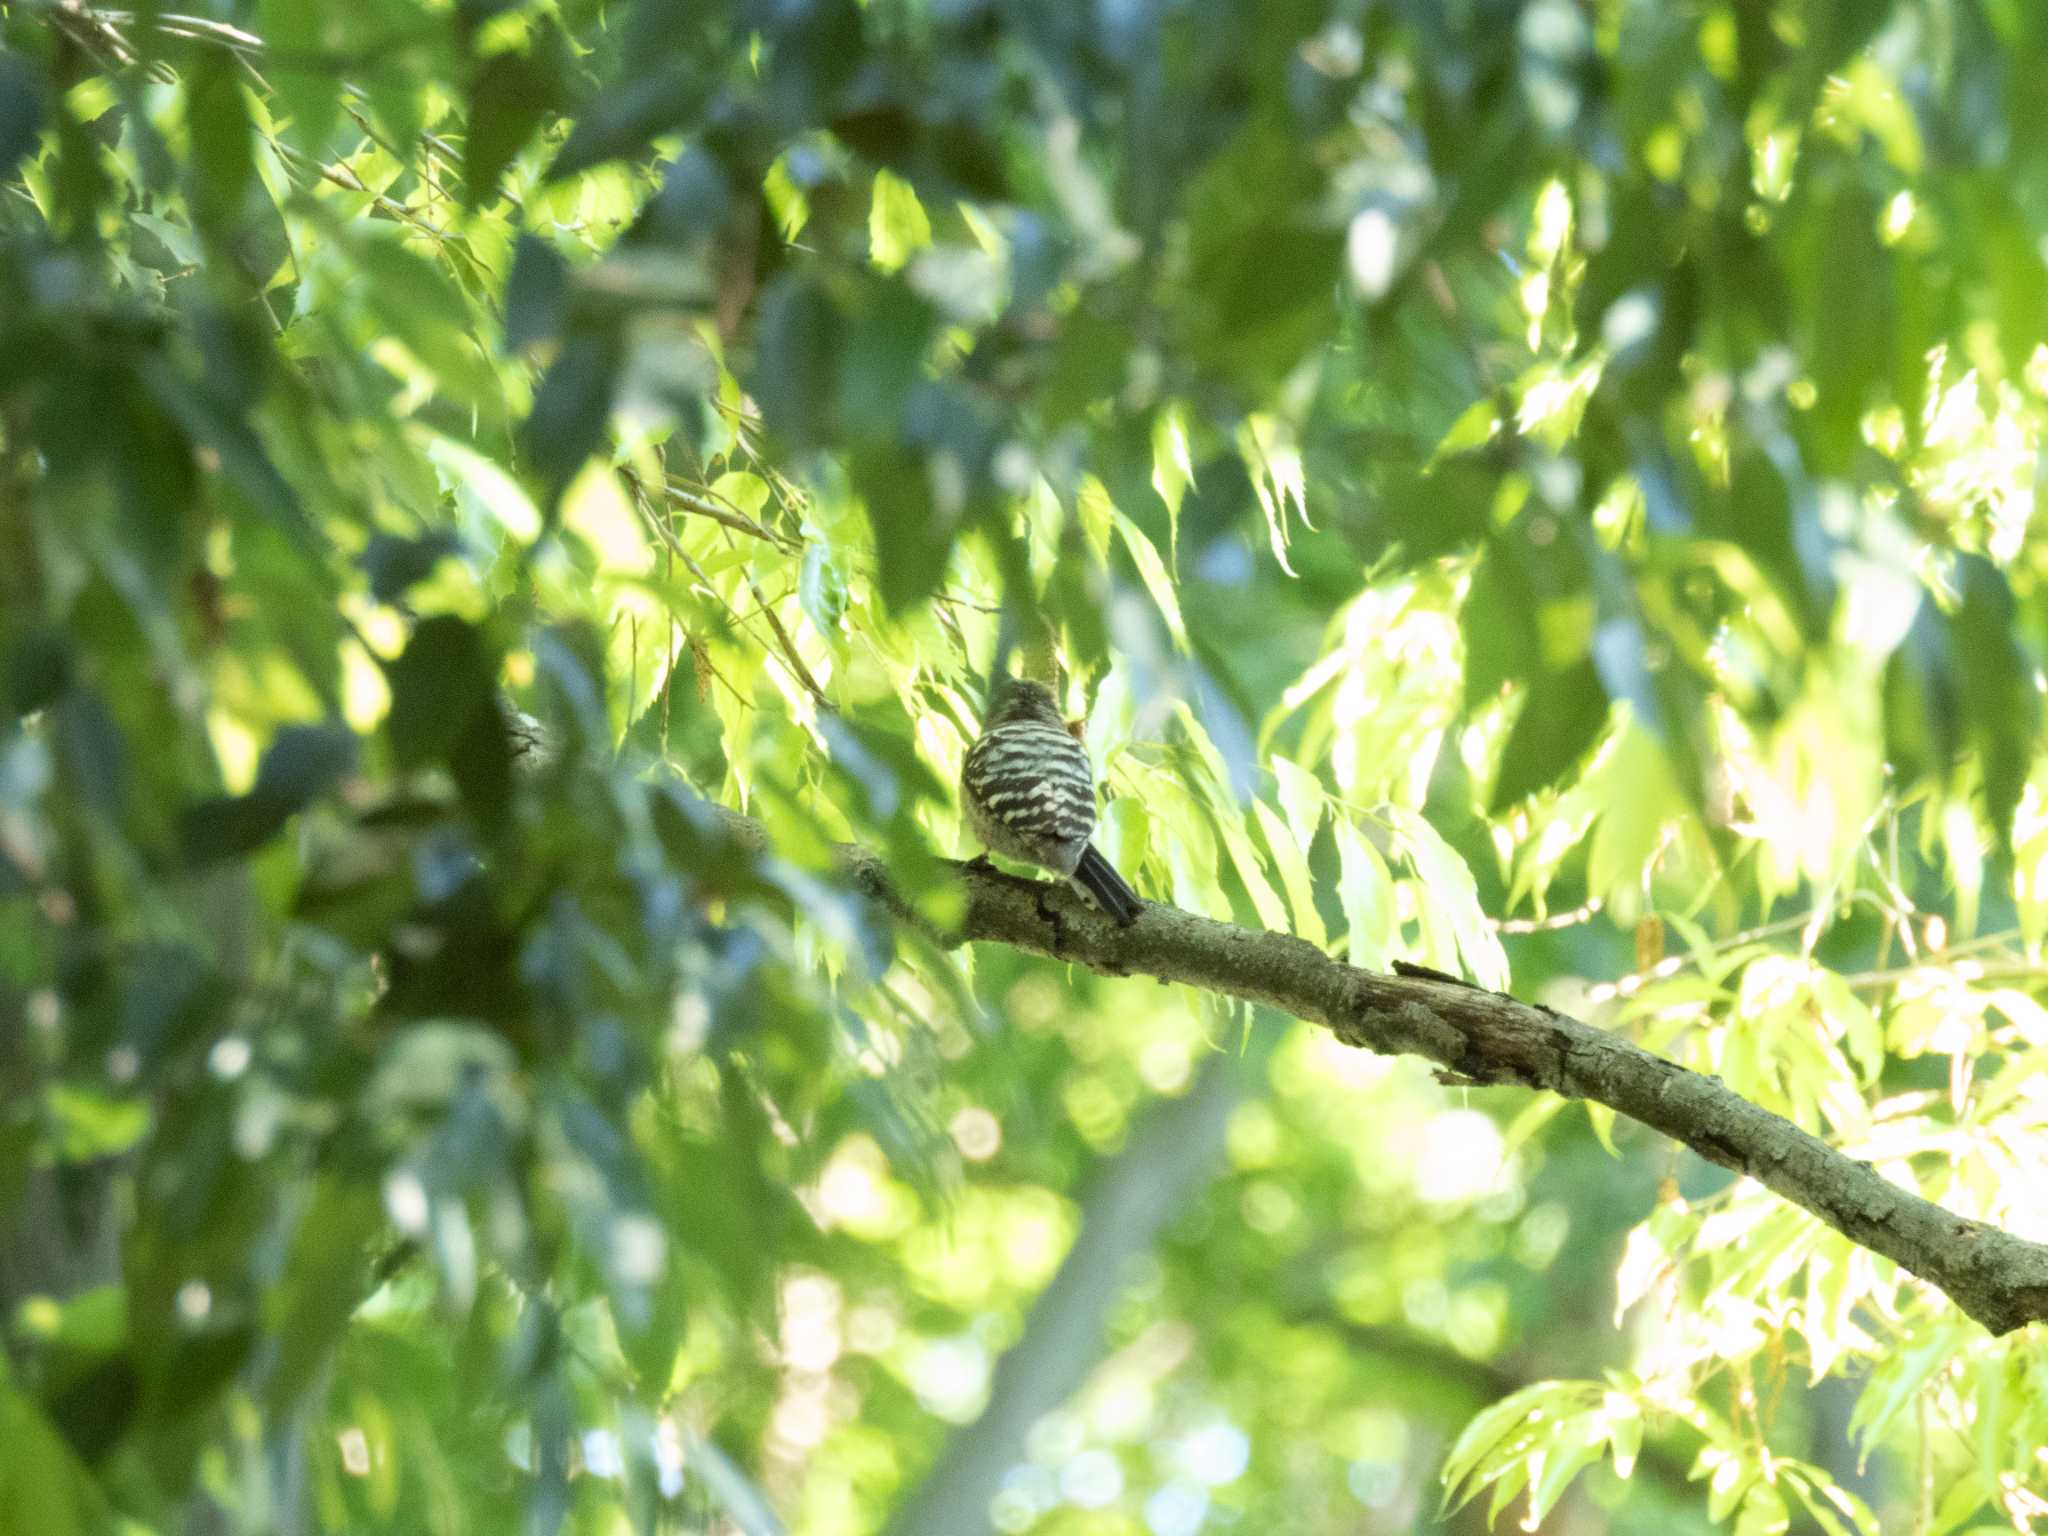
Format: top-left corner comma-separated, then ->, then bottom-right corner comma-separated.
1334,819 -> 1394,973
1254,799 -> 1326,946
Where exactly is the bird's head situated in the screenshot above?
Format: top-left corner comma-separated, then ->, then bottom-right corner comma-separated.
987,677 -> 1064,728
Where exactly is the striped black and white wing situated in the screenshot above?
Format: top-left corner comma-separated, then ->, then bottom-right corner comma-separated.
962,718 -> 1098,868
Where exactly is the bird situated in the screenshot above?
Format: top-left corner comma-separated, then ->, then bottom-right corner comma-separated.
960,677 -> 1143,926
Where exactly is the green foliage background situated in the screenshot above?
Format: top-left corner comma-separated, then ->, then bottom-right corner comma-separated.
4,0 -> 2048,1531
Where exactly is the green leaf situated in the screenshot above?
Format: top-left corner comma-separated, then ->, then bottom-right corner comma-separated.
1585,1101 -> 1619,1156
1440,1381 -> 1562,1508
267,1179 -> 383,1413
868,169 -> 931,273
1271,756 -> 1324,848
1333,820 -> 1394,973
1733,1482 -> 1791,1536
1525,1415 -> 1610,1527
1704,1449 -> 1761,1522
0,51 -> 45,175
1784,1466 -> 1882,1536
0,1378 -> 103,1535
1218,816 -> 1288,933
505,236 -> 573,356
137,355 -> 309,545
184,52 -> 255,239
641,145 -> 731,243
548,65 -> 703,180
1150,404 -> 1194,558
523,332 -> 618,495
385,615 -> 498,772
689,1434 -> 789,1536
155,1324 -> 256,1421
467,45 -> 560,208
43,1083 -> 149,1160
754,275 -> 843,452
180,722 -> 358,867
1254,799 -> 1326,946
257,0 -> 340,151
1951,554 -> 2041,850
857,444 -> 952,613
1491,659 -> 1610,809
1384,806 -> 1509,990
838,278 -> 935,441
1428,398 -> 1502,470
1604,1392 -> 1642,1477
1847,1319 -> 1962,1451
1113,506 -> 1188,649
1586,723 -> 1680,905
361,531 -> 465,604
351,235 -> 503,406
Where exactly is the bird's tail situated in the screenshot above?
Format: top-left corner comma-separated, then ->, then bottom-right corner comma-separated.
1069,844 -> 1143,927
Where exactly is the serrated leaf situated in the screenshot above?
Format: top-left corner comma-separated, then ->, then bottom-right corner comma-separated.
1334,820 -> 1393,973
1271,756 -> 1324,848
1847,1320 -> 1962,1452
1112,504 -> 1187,648
1440,1381 -> 1563,1507
1151,403 -> 1194,560
1238,413 -> 1307,577
1218,816 -> 1288,933
1254,800 -> 1326,946
352,236 -> 501,405
1384,806 -> 1509,990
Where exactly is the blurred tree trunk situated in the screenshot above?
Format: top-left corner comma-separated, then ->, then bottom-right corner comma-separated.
886,1029 -> 1274,1536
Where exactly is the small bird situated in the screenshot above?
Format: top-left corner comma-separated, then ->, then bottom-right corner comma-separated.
961,678 -> 1143,926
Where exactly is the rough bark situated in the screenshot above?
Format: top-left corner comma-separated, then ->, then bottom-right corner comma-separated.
707,804 -> 2048,1336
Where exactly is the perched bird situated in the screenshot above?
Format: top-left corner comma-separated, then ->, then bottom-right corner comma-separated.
961,678 -> 1143,926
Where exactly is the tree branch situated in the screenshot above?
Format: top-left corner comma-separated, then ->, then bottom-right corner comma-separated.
704,803 -> 2048,1336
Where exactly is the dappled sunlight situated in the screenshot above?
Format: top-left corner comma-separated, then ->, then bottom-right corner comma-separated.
15,0 -> 2048,1533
